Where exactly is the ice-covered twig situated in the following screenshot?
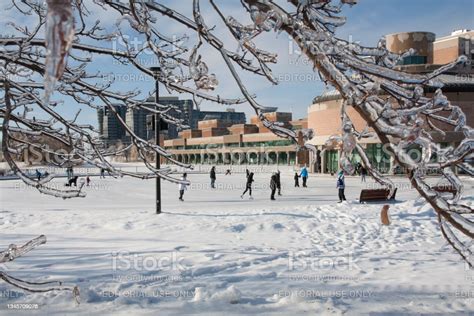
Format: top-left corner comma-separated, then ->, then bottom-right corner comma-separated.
0,235 -> 79,300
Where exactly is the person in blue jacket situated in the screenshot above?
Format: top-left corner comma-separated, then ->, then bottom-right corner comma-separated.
337,170 -> 346,203
300,166 -> 308,187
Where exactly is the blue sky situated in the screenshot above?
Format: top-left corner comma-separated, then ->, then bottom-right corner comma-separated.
1,0 -> 473,127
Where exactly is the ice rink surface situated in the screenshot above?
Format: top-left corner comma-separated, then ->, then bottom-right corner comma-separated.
1,169 -> 473,315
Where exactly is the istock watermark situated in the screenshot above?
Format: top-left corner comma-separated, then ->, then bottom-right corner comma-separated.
111,251 -> 189,272
288,251 -> 360,271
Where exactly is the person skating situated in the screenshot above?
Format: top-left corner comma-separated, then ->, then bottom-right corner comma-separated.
178,173 -> 188,201
100,168 -> 105,178
300,166 -> 308,187
360,166 -> 367,182
210,166 -> 216,188
86,176 -> 91,186
35,169 -> 41,181
241,169 -> 254,199
337,170 -> 346,203
294,172 -> 300,187
270,173 -> 278,200
225,169 -> 231,175
276,170 -> 282,196
66,176 -> 78,187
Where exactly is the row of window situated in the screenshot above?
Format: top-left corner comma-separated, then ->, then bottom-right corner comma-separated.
165,139 -> 294,150
325,143 -> 450,173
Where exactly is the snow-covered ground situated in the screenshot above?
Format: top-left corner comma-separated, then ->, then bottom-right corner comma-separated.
0,170 -> 473,315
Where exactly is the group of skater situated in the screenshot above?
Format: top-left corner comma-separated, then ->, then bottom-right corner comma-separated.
293,166 -> 308,188
178,165 -> 347,203
33,166 -> 93,187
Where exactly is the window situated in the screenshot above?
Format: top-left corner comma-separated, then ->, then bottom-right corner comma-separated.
400,56 -> 427,65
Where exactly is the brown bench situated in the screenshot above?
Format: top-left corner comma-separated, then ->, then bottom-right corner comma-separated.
431,185 -> 457,195
359,188 -> 397,203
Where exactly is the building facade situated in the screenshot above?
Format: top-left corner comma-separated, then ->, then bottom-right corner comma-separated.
163,112 -> 308,166
98,98 -> 246,146
101,104 -> 127,146
307,30 -> 474,174
193,108 -> 246,130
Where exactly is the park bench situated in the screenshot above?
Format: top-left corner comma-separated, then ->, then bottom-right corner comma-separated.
359,188 -> 397,203
431,185 -> 457,195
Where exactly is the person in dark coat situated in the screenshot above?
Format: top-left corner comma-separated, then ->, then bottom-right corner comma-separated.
270,173 -> 278,200
276,170 -> 282,196
210,166 -> 216,188
294,172 -> 300,187
360,166 -> 367,182
35,169 -> 41,181
86,176 -> 91,186
241,169 -> 254,199
337,170 -> 346,203
66,176 -> 78,187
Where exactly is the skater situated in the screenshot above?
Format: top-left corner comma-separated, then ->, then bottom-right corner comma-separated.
360,166 -> 367,182
100,168 -> 105,178
66,176 -> 78,187
294,172 -> 300,187
276,170 -> 282,196
300,166 -> 308,188
35,169 -> 41,181
210,166 -> 216,188
178,173 -> 188,201
241,169 -> 254,199
337,170 -> 346,203
225,169 -> 232,175
270,172 -> 278,200
86,176 -> 91,186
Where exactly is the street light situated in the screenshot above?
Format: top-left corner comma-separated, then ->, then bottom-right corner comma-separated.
150,66 -> 161,214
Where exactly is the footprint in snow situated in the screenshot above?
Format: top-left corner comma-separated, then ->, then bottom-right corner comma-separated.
123,222 -> 134,230
205,253 -> 224,260
272,223 -> 285,230
229,224 -> 246,233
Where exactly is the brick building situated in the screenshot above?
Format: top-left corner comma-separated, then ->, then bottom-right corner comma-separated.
307,30 -> 474,174
164,112 -> 308,166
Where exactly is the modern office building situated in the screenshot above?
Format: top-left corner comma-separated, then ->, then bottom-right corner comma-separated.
143,97 -> 245,139
193,108 -> 246,130
307,30 -> 474,174
152,96 -> 194,139
98,97 -> 247,146
100,104 -> 128,146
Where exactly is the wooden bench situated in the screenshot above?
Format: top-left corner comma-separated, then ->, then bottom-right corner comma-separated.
359,188 -> 397,203
431,185 -> 457,195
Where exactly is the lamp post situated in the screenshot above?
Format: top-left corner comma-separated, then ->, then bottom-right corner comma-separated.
150,66 -> 161,214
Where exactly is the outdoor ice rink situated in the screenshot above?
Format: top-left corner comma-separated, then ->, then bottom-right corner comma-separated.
1,168 -> 473,315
